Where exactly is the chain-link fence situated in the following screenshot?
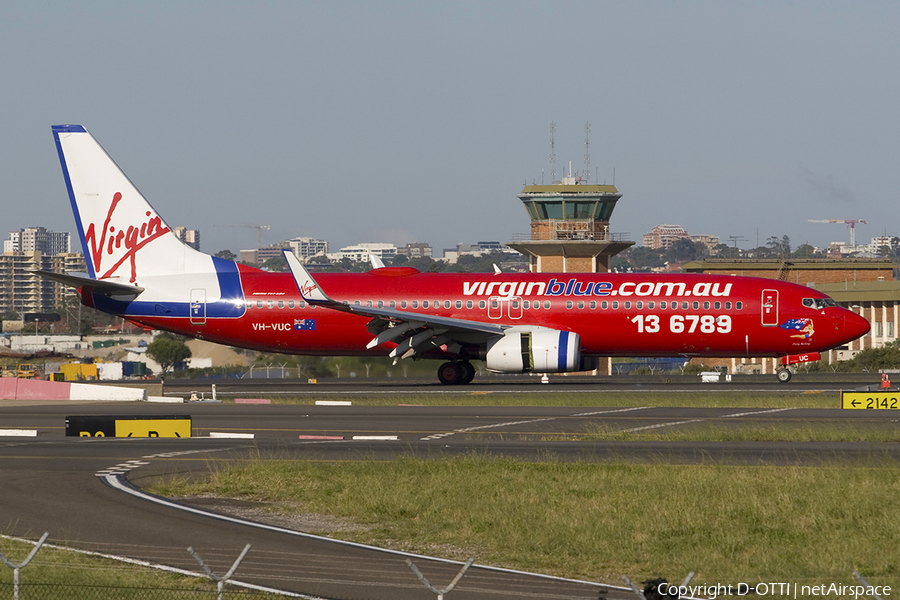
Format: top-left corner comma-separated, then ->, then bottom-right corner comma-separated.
0,583 -> 284,600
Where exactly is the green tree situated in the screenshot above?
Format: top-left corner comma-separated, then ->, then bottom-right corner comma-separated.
851,343 -> 900,371
214,249 -> 237,261
665,238 -> 705,263
260,255 -> 288,272
146,335 -> 192,374
792,244 -> 819,258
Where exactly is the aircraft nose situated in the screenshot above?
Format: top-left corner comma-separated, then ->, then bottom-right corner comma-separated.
843,310 -> 870,340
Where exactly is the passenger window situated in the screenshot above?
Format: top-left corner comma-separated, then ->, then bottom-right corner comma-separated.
524,300 -> 530,309
636,301 -> 643,309
543,301 -> 551,309
267,300 -> 274,309
378,300 -> 384,308
479,300 -> 486,309
401,300 -> 407,308
257,301 -> 263,308
660,301 -> 667,309
277,300 -> 284,309
648,301 -> 654,309
444,300 -> 451,309
692,301 -> 699,310
412,300 -> 419,308
624,301 -> 631,309
736,302 -> 743,310
390,301 -> 396,308
725,302 -> 732,310
354,300 -> 361,306
455,300 -> 462,309
714,301 -> 721,310
512,300 -> 519,309
288,300 -> 294,309
566,301 -> 573,309
423,301 -> 429,308
466,300 -> 473,309
577,301 -> 584,309
703,301 -> 710,310
612,301 -> 619,310
590,301 -> 596,309
682,301 -> 689,310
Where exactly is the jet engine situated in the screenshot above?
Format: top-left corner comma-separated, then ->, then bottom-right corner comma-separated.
484,326 -> 582,373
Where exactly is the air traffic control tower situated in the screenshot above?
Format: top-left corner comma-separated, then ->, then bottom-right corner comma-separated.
507,172 -> 634,273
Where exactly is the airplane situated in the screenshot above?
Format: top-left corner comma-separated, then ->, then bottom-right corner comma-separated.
40,125 -> 870,385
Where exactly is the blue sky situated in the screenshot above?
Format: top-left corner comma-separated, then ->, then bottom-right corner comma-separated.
2,2 -> 898,256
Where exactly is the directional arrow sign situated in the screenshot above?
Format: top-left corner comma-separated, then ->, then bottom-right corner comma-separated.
841,392 -> 899,410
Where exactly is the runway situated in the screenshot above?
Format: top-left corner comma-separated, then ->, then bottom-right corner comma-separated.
1,389 -> 897,599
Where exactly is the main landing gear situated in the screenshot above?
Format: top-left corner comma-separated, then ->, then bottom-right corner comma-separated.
437,361 -> 476,385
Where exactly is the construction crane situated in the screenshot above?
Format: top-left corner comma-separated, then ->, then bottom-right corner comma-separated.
808,219 -> 868,247
215,224 -> 271,247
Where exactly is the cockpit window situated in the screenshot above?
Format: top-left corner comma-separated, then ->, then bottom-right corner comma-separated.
803,297 -> 838,309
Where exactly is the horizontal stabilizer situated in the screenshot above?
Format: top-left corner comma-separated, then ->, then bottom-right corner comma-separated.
31,270 -> 144,298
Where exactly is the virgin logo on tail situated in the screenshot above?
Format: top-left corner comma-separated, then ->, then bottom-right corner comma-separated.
85,192 -> 170,282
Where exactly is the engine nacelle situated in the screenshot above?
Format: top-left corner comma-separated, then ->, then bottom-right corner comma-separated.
484,326 -> 582,373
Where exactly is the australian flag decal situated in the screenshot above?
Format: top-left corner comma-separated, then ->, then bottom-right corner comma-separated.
779,318 -> 813,339
294,319 -> 316,331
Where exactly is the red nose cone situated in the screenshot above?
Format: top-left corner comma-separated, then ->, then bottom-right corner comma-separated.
844,311 -> 870,341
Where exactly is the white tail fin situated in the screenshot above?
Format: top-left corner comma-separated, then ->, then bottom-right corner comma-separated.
52,125 -> 213,283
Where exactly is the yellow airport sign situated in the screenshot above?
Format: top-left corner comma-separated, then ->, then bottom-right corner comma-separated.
115,418 -> 192,438
841,392 -> 900,410
66,415 -> 192,437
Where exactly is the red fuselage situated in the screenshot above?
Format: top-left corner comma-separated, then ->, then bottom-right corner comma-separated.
102,266 -> 870,360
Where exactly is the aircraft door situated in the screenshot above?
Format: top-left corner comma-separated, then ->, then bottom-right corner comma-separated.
508,297 -> 523,320
488,296 -> 503,319
190,288 -> 207,325
488,296 -> 523,320
761,289 -> 778,326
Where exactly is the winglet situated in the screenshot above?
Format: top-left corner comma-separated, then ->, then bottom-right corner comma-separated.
283,250 -> 331,303
369,254 -> 386,269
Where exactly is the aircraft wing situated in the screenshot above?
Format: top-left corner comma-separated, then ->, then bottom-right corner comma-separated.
283,251 -> 506,360
32,270 -> 144,299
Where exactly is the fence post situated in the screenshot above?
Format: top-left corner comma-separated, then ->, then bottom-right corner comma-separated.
0,532 -> 49,600
406,557 -> 474,600
188,544 -> 251,600
853,571 -> 885,600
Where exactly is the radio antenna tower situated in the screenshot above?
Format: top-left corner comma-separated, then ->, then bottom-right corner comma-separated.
549,121 -> 557,183
584,121 -> 591,182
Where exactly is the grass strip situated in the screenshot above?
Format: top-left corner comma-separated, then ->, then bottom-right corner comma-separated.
150,455 -> 900,589
254,391 -> 842,408
579,421 -> 900,443
0,536 -> 281,598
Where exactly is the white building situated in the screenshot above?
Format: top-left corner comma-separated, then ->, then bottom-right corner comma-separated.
287,237 -> 329,261
328,243 -> 397,263
5,228 -> 71,255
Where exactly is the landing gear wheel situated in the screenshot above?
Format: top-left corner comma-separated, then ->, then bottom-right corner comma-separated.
776,368 -> 792,383
437,362 -> 461,385
458,361 -> 476,384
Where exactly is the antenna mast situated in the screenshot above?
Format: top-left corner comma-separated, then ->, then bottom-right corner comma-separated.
549,121 -> 556,183
584,121 -> 590,182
